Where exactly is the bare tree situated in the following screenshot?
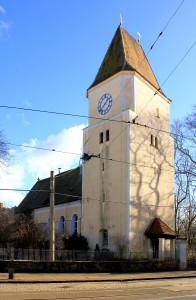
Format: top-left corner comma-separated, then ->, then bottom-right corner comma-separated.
0,129 -> 10,168
13,212 -> 42,250
0,207 -> 15,247
111,233 -> 130,260
172,106 -> 196,254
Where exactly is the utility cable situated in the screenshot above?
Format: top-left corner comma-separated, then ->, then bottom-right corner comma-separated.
2,140 -> 174,173
146,0 -> 185,54
96,154 -> 174,173
84,0 -> 185,146
134,39 -> 196,121
0,2 -> 186,154
2,36 -> 193,145
1,14 -> 192,177
0,187 -> 191,210
0,106 -> 182,138
0,188 -> 175,208
2,141 -> 82,156
0,104 -> 127,124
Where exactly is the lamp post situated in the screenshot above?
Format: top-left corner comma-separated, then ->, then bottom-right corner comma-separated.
50,171 -> 55,261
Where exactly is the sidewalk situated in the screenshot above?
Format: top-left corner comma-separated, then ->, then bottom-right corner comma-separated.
0,270 -> 196,283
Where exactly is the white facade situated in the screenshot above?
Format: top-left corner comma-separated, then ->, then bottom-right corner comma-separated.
32,26 -> 176,257
82,70 -> 175,252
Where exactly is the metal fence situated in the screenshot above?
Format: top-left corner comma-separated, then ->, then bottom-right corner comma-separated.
0,248 -> 177,261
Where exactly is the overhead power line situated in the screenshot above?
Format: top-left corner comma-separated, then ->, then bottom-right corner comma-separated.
134,39 -> 196,120
147,0 -> 185,54
1,140 -> 174,173
0,4 -> 189,140
1,35 -> 195,140
84,1 -> 185,147
0,188 -> 175,208
0,106 -> 181,138
160,40 -> 196,88
0,104 -> 127,124
0,187 -> 192,210
3,141 -> 82,156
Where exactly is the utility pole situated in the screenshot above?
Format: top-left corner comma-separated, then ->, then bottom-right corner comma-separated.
50,170 -> 55,261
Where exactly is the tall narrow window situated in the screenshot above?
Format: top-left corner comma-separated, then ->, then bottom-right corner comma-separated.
100,132 -> 103,144
150,134 -> 154,146
106,130 -> 109,142
156,108 -> 160,118
102,230 -> 108,247
102,162 -> 104,171
74,215 -> 78,233
155,137 -> 158,148
70,214 -> 78,235
103,193 -> 105,201
58,216 -> 65,231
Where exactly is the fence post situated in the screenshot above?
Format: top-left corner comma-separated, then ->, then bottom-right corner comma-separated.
176,238 -> 187,270
8,260 -> 14,280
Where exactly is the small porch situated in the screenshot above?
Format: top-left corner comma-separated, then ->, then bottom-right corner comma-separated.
145,218 -> 176,261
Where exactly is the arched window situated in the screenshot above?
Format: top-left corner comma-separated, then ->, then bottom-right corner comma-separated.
58,216 -> 65,231
70,214 -> 78,236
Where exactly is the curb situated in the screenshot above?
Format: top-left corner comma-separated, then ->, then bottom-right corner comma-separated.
0,273 -> 196,284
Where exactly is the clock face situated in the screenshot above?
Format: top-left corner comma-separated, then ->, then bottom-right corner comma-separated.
97,93 -> 113,115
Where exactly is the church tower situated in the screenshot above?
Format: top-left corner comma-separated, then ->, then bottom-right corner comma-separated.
82,25 -> 176,256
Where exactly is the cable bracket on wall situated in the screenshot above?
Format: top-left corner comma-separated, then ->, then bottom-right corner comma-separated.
81,153 -> 100,162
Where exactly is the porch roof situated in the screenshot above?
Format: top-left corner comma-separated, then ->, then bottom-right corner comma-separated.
145,218 -> 176,239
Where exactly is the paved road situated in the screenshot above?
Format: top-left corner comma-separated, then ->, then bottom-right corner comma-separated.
0,277 -> 196,299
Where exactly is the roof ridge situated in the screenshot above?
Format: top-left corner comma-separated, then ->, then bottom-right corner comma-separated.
88,25 -> 164,95
119,26 -> 128,70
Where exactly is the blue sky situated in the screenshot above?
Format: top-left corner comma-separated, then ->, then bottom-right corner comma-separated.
0,0 -> 195,207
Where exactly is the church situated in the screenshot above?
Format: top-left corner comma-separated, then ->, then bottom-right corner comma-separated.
17,24 -> 176,259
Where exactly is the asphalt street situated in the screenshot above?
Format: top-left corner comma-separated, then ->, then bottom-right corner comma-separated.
0,277 -> 196,299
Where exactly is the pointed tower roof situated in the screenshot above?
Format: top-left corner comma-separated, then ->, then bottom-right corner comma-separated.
89,26 -> 162,94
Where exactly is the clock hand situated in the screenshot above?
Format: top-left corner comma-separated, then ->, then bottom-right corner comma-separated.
102,99 -> 108,109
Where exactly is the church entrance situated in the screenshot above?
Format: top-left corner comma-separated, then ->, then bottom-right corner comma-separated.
151,238 -> 159,259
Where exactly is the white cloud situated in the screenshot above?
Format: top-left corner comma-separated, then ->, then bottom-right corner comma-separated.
22,99 -> 32,108
0,6 -> 5,14
0,6 -> 11,39
20,113 -> 31,126
6,114 -> 11,119
0,124 -> 85,208
0,20 -> 10,38
0,166 -> 25,208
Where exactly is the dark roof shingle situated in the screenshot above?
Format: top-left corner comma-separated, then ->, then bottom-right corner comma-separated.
89,26 -> 163,95
16,167 -> 82,213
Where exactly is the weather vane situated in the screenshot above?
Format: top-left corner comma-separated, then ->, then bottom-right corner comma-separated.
137,32 -> 141,43
120,14 -> 123,26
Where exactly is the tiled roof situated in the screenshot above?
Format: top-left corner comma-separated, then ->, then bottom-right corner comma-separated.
89,26 -> 163,94
16,167 -> 82,213
145,218 -> 176,239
